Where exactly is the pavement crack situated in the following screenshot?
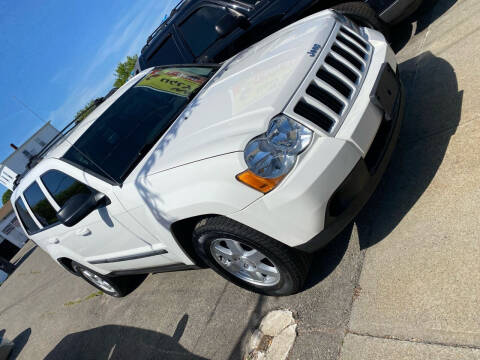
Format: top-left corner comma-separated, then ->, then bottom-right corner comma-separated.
346,330 -> 480,351
297,327 -> 344,336
192,282 -> 229,351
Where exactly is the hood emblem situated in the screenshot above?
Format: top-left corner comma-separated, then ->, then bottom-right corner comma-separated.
307,44 -> 321,58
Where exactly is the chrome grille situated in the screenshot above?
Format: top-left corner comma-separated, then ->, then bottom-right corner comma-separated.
287,25 -> 372,134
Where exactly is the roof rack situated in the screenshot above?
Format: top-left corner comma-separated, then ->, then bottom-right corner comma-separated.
12,118 -> 79,190
171,0 -> 186,14
143,0 -> 188,49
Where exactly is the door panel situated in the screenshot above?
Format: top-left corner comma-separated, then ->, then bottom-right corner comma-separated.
29,164 -> 175,271
112,182 -> 195,266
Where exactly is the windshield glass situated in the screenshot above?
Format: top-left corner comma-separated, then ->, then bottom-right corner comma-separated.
62,66 -> 217,183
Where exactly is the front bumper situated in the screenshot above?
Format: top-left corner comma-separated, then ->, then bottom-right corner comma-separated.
229,77 -> 403,252
228,28 -> 403,251
296,79 -> 404,252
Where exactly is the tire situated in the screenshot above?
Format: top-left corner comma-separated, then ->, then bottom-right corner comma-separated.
192,217 -> 311,296
0,258 -> 14,274
72,261 -> 145,298
333,2 -> 390,39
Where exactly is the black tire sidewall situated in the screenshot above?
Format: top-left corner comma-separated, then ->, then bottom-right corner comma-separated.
72,262 -> 123,297
194,230 -> 297,296
344,14 -> 375,29
333,2 -> 390,38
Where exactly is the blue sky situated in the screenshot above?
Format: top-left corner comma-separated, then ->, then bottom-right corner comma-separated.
0,0 -> 179,167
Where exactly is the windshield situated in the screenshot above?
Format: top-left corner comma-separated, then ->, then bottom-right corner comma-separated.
62,66 -> 217,184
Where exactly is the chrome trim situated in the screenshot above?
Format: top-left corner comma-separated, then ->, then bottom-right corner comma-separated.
88,249 -> 168,264
210,238 -> 280,286
284,24 -> 373,135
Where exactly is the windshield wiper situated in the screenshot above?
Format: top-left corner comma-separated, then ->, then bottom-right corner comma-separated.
187,86 -> 203,101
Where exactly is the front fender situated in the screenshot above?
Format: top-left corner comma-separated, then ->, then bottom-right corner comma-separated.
116,152 -> 262,264
135,151 -> 262,221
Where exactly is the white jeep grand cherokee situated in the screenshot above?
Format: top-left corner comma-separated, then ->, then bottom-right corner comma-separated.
12,11 -> 403,297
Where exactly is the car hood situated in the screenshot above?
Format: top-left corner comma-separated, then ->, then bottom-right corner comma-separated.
137,12 -> 338,176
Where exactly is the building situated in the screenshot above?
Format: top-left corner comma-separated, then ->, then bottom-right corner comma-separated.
0,122 -> 59,190
0,201 -> 28,260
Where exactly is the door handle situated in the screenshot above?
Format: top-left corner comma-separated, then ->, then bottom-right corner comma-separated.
48,238 -> 60,244
76,228 -> 92,236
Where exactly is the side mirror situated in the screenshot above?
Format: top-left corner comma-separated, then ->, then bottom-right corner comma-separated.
57,192 -> 110,227
215,10 -> 249,37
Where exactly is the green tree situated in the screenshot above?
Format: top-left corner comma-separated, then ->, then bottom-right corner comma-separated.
74,54 -> 138,123
74,99 -> 100,123
113,54 -> 138,88
2,190 -> 12,205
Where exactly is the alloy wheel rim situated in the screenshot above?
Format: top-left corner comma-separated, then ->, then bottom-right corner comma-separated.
210,238 -> 280,286
80,269 -> 116,293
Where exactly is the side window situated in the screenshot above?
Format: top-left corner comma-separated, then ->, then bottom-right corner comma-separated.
24,182 -> 58,227
41,170 -> 93,208
146,35 -> 185,67
179,6 -> 227,57
35,138 -> 46,146
15,198 -> 40,234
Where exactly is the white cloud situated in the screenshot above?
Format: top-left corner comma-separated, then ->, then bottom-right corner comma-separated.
48,72 -> 115,125
49,66 -> 71,84
49,0 -> 178,127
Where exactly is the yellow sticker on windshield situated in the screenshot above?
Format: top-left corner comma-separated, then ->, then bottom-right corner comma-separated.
136,68 -> 208,97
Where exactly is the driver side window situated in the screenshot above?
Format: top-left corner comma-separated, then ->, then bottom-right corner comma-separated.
41,170 -> 93,208
23,182 -> 58,228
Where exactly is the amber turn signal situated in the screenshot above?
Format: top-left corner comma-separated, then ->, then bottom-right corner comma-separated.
236,170 -> 285,194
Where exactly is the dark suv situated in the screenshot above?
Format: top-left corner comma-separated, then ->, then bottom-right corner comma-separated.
136,0 -> 422,71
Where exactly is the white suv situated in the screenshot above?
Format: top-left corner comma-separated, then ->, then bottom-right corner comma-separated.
11,11 -> 403,297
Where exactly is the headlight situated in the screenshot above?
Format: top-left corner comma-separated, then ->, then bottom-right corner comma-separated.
237,115 -> 312,193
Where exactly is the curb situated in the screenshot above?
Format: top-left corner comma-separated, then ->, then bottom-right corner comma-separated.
245,310 -> 297,360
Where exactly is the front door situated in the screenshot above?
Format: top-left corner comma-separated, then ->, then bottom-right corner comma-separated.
22,163 -> 174,272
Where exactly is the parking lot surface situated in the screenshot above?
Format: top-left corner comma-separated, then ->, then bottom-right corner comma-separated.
1,227 -> 362,360
1,0 -> 480,359
345,0 -> 480,356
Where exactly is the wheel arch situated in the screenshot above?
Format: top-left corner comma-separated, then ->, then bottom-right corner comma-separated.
170,214 -> 220,267
57,257 -> 78,275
